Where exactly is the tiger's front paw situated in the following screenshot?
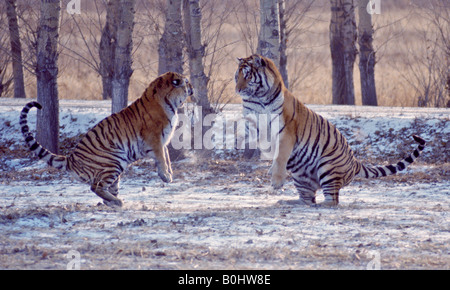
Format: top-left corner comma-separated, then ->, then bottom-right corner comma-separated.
271,172 -> 286,190
158,169 -> 172,183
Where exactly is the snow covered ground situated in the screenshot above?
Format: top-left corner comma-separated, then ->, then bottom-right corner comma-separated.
0,98 -> 449,269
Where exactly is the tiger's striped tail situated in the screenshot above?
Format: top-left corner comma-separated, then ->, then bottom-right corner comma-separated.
357,135 -> 426,179
20,102 -> 67,170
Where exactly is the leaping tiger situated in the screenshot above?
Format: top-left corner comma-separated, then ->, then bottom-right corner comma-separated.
235,54 -> 426,206
20,72 -> 193,207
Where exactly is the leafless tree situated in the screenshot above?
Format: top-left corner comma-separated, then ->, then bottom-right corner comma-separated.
99,0 -> 119,101
158,0 -> 184,75
0,2 -> 13,98
36,0 -> 62,154
395,1 -> 449,107
9,1 -> 40,75
358,0 -> 377,106
5,0 -> 26,99
63,0 -> 135,112
330,0 -> 357,105
422,0 -> 449,107
111,0 -> 136,113
280,0 -> 316,89
258,0 -> 281,67
200,0 -> 238,111
233,0 -> 260,56
183,0 -> 212,114
278,0 -> 289,87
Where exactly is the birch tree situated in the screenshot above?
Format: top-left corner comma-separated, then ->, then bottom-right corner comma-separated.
99,0 -> 120,100
111,0 -> 135,114
278,0 -> 288,88
158,0 -> 185,160
6,0 -> 26,99
183,0 -> 212,114
258,0 -> 281,68
0,7 -> 13,98
330,0 -> 357,105
158,0 -> 184,75
36,0 -> 61,154
358,0 -> 377,106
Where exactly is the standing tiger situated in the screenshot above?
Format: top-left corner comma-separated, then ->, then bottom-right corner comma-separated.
20,72 -> 193,207
235,54 -> 426,206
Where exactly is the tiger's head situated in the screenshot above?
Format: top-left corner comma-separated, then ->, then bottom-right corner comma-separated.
235,54 -> 283,103
151,72 -> 194,110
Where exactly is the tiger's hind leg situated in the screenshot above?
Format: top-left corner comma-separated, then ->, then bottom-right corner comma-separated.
91,181 -> 123,207
278,173 -> 320,206
90,173 -> 123,207
318,165 -> 353,206
278,189 -> 317,206
321,189 -> 340,207
320,180 -> 342,207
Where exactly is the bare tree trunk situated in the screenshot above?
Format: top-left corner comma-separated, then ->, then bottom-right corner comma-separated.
158,0 -> 184,75
111,0 -> 135,114
99,0 -> 120,100
358,0 -> 377,106
183,0 -> 212,113
158,0 -> 186,161
258,0 -> 281,68
36,0 -> 61,154
330,0 -> 357,105
183,0 -> 214,157
6,0 -> 26,99
278,0 -> 289,88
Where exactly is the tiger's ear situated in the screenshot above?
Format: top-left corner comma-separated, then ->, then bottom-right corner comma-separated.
237,58 -> 244,63
252,55 -> 266,67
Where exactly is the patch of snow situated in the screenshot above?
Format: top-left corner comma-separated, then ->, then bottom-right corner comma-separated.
0,99 -> 449,270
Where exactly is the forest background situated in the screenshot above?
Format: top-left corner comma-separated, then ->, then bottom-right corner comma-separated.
0,0 -> 448,109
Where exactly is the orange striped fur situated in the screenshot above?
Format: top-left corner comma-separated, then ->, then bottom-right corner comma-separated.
20,72 -> 193,207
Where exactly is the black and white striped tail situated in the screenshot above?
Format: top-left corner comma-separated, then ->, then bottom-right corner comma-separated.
357,135 -> 426,179
20,101 -> 67,170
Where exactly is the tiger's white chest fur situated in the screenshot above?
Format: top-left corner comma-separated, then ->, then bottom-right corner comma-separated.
133,114 -> 177,159
162,113 -> 178,145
